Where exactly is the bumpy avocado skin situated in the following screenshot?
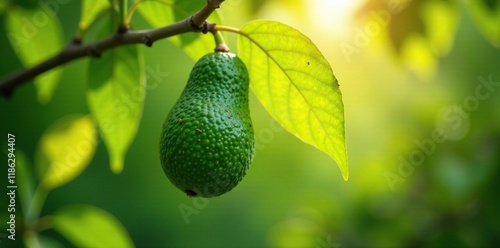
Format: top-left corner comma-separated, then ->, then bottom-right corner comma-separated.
160,52 -> 254,197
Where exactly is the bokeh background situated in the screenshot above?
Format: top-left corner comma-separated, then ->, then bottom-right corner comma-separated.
2,0 -> 500,247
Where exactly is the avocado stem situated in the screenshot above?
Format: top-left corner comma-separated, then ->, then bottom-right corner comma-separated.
212,30 -> 230,52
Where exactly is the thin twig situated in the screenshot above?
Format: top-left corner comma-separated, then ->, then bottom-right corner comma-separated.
0,0 -> 224,98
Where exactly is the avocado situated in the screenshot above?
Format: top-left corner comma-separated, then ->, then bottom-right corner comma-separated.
159,52 -> 254,197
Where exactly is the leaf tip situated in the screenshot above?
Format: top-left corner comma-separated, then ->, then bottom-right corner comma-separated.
110,158 -> 124,174
342,172 -> 349,181
341,159 -> 349,181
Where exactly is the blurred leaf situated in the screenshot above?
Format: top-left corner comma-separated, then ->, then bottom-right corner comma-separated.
137,0 -> 224,60
468,0 -> 500,47
400,34 -> 437,80
79,0 -> 109,33
15,150 -> 35,215
24,234 -> 65,248
387,0 -> 425,52
136,0 -> 176,26
36,235 -> 65,248
53,205 -> 134,248
0,1 -> 8,14
35,115 -> 97,190
86,15 -> 145,173
238,20 -> 348,180
421,0 -> 459,56
5,5 -> 64,104
357,0 -> 458,79
397,0 -> 458,79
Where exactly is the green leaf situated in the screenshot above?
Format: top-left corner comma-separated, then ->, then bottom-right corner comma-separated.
137,0 -> 224,60
237,20 -> 348,180
4,5 -> 64,104
34,115 -> 97,190
35,235 -> 65,248
86,16 -> 145,173
136,0 -> 176,28
52,205 -> 134,248
14,150 -> 35,215
468,0 -> 500,47
0,1 -> 8,14
79,0 -> 110,33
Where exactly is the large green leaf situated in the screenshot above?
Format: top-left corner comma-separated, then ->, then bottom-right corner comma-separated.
79,0 -> 110,33
137,0 -> 224,60
468,0 -> 500,47
52,205 -> 134,248
34,115 -> 97,190
237,20 -> 348,180
86,16 -> 145,173
5,5 -> 64,104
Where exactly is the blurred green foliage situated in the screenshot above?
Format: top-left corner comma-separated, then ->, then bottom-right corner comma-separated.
1,0 -> 500,247
5,5 -> 63,103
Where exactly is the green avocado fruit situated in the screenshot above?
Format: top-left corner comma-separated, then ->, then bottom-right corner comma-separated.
159,52 -> 254,197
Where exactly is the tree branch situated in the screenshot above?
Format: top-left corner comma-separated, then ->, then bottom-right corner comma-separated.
0,0 -> 224,98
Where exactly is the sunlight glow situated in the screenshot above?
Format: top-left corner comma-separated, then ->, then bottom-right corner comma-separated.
309,0 -> 364,34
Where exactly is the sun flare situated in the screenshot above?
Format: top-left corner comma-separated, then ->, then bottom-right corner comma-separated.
309,0 -> 364,34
